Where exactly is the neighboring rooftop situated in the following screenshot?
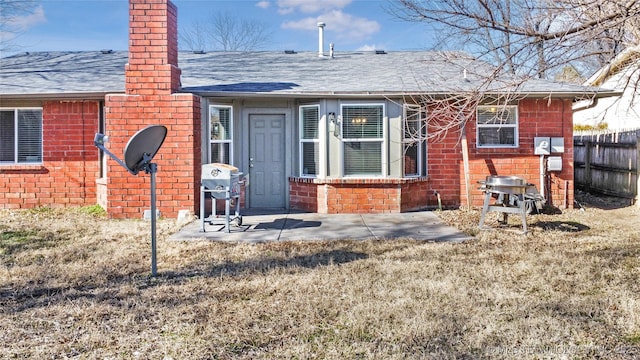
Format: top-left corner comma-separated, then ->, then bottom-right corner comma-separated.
0,50 -> 617,99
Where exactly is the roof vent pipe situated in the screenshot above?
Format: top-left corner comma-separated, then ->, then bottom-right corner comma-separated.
330,43 -> 334,58
317,22 -> 326,57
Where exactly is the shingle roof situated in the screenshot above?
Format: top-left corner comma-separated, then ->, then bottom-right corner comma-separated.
0,50 -> 616,99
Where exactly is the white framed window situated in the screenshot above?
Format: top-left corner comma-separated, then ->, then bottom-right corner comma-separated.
403,104 -> 427,176
476,105 -> 518,148
0,108 -> 43,164
341,104 -> 384,176
209,105 -> 233,164
299,105 -> 320,177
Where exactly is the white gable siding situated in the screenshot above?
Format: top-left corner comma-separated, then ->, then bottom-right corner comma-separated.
574,55 -> 640,130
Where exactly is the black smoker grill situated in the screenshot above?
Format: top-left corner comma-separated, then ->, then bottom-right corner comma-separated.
478,175 -> 535,233
200,163 -> 244,233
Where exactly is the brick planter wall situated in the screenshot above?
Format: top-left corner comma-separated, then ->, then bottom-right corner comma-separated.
0,100 -> 100,209
289,177 -> 430,214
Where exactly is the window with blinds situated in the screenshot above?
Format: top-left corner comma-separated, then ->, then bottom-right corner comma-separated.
0,108 -> 42,164
299,105 -> 320,177
403,104 -> 427,176
341,104 -> 384,176
476,105 -> 518,147
209,105 -> 233,164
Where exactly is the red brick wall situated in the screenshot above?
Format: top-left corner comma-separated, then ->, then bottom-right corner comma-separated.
425,116 -> 463,208
428,98 -> 574,209
0,100 -> 100,209
400,179 -> 430,211
102,0 -> 201,219
289,178 -> 319,212
126,0 -> 180,95
104,94 -> 201,219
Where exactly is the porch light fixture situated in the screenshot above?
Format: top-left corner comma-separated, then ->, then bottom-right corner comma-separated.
328,112 -> 340,137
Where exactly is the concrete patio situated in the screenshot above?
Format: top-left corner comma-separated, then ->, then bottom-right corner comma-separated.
170,209 -> 472,243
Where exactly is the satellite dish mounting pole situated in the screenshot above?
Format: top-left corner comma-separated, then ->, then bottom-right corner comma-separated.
147,161 -> 158,277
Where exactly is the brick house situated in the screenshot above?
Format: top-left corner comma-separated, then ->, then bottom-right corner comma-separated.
0,0 -> 617,218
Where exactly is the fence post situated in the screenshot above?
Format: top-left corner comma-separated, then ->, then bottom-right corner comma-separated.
584,140 -> 592,193
636,135 -> 640,207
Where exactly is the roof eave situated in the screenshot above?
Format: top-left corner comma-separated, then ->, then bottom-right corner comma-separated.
0,91 -> 121,101
182,89 -> 624,100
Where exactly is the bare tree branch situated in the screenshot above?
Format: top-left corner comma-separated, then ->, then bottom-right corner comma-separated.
179,11 -> 273,52
0,0 -> 40,53
388,0 -> 640,78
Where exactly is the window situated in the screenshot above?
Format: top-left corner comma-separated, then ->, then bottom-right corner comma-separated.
0,108 -> 43,164
299,105 -> 320,177
403,104 -> 427,176
209,105 -> 233,164
476,105 -> 518,147
341,104 -> 384,176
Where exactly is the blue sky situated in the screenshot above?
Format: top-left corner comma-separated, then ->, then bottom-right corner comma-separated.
2,0 -> 435,56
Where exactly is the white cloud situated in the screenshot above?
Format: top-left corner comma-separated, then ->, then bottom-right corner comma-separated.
282,10 -> 380,43
256,1 -> 270,9
277,0 -> 352,14
356,44 -> 378,51
5,5 -> 47,32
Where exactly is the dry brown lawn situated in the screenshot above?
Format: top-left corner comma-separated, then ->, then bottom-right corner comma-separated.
1,193 -> 640,359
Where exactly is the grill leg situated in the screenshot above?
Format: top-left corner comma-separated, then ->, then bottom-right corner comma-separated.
200,186 -> 205,232
224,188 -> 231,233
479,191 -> 491,229
519,194 -> 528,234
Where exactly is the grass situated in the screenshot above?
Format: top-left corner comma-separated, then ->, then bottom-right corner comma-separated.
1,195 -> 639,359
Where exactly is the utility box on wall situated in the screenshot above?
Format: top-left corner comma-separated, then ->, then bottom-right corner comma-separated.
534,137 -> 551,155
548,156 -> 563,171
551,137 -> 564,153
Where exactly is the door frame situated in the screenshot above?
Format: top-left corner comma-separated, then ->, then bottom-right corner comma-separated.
241,107 -> 292,209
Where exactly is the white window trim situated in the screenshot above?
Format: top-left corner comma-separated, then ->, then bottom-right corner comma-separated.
208,104 -> 233,165
476,105 -> 519,148
340,103 -> 386,178
299,104 -> 320,178
403,104 -> 427,177
0,107 -> 43,165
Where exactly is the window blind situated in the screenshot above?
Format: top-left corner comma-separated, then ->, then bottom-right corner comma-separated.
17,109 -> 42,163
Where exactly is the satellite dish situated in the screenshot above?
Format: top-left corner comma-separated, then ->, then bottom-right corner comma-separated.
123,125 -> 167,174
93,124 -> 168,277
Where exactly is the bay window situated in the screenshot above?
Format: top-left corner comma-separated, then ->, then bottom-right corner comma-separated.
299,105 -> 320,177
403,104 -> 427,176
341,104 -> 384,176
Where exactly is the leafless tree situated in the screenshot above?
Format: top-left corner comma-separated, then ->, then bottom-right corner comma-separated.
389,0 -> 639,79
0,0 -> 40,53
179,11 -> 273,52
386,0 -> 640,141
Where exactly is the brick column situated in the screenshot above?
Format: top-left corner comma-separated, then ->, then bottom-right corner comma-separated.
103,0 -> 201,219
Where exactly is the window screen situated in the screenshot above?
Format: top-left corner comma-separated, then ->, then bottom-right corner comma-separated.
476,105 -> 518,147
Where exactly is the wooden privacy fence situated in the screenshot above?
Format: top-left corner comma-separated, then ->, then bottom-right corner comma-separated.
574,129 -> 640,203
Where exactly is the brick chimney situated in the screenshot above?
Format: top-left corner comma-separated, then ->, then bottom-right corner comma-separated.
126,0 -> 181,94
102,0 -> 201,219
